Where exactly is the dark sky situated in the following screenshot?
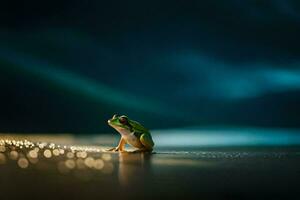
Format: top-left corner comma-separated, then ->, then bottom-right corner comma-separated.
0,0 -> 300,133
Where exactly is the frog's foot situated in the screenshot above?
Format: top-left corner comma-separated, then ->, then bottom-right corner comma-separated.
106,147 -> 126,152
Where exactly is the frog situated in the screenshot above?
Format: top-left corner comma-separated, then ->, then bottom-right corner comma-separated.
107,114 -> 154,152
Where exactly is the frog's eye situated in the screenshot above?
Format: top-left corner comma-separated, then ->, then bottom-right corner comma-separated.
119,117 -> 127,125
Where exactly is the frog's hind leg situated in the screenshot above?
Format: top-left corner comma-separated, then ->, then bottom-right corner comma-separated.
140,133 -> 154,150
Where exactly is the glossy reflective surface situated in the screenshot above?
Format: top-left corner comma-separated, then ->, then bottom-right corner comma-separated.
0,134 -> 300,200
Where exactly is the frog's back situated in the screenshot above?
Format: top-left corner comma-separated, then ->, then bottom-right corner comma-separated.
129,120 -> 149,133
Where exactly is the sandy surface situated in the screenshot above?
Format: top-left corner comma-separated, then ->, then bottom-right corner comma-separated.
0,134 -> 300,200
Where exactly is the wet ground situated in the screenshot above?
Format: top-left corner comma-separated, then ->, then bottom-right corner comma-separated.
1,133 -> 300,200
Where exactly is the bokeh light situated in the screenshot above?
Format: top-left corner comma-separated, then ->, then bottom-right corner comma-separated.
43,149 -> 52,158
0,137 -> 116,180
17,158 -> 29,168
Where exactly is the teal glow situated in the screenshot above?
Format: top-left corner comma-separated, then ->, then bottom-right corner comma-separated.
175,52 -> 300,99
0,49 -> 181,117
154,127 -> 300,147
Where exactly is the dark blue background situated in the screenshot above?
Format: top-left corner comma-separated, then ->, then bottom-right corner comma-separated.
0,0 -> 300,133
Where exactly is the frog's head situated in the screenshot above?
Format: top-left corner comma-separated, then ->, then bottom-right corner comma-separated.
108,114 -> 131,130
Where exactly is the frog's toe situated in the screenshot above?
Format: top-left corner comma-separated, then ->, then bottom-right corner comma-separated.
107,147 -> 118,152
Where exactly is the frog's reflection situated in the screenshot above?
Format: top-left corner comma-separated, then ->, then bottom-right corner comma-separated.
118,152 -> 152,187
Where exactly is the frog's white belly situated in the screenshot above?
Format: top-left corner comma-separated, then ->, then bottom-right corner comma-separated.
123,134 -> 144,148
117,128 -> 143,148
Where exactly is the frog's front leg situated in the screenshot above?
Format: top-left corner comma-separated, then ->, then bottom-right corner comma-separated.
107,137 -> 126,152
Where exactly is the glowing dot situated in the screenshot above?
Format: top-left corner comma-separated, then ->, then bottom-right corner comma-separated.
49,143 -> 55,149
28,150 -> 38,158
38,142 -> 47,149
9,151 -> 19,160
59,149 -> 65,155
18,158 -> 29,168
0,145 -> 6,152
84,157 -> 95,168
94,159 -> 104,170
0,153 -> 6,164
102,153 -> 111,161
34,147 -> 39,152
52,149 -> 60,156
70,146 -> 76,152
65,159 -> 76,169
43,149 -> 52,158
66,152 -> 74,159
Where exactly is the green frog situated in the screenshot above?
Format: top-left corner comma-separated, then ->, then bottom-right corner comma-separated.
107,114 -> 154,152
